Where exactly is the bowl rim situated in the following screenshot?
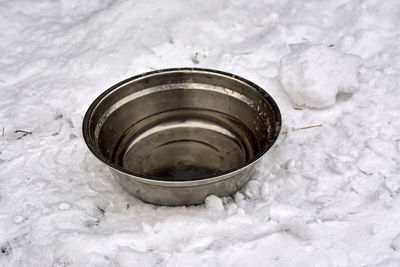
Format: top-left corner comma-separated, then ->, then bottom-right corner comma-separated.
82,67 -> 281,184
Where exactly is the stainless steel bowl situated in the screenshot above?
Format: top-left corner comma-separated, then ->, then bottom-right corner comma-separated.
83,68 -> 281,205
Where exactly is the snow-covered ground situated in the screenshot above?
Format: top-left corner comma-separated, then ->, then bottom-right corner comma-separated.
1,0 -> 400,266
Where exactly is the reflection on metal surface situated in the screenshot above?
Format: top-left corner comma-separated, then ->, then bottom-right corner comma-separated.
94,82 -> 255,139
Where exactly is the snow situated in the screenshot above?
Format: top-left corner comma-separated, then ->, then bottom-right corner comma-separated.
204,195 -> 224,212
279,43 -> 361,108
1,0 -> 400,266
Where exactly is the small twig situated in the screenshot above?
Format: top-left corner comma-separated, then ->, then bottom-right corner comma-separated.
293,106 -> 303,110
292,124 -> 322,131
1,128 -> 4,137
126,203 -> 130,209
97,206 -> 105,215
15,130 -> 32,140
281,124 -> 323,135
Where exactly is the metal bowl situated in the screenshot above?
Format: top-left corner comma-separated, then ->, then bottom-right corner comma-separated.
82,68 -> 281,205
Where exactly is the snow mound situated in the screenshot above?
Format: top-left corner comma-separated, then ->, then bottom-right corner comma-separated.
205,195 -> 224,212
278,44 -> 361,108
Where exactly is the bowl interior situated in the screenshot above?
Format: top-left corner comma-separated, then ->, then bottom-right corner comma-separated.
85,70 -> 280,181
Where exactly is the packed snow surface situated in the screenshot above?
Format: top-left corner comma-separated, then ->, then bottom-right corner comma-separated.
279,43 -> 361,108
1,0 -> 400,266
